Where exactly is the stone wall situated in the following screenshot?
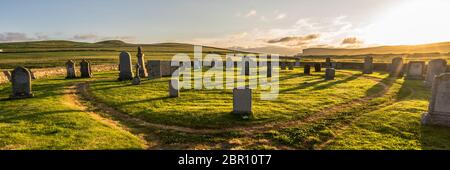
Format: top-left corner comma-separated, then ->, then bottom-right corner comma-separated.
0,64 -> 118,84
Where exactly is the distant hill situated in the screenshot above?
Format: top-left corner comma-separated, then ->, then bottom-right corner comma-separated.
301,42 -> 450,56
229,46 -> 300,56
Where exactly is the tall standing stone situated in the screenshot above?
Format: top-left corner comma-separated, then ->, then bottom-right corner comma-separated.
233,88 -> 252,115
137,46 -> 147,78
425,59 -> 447,87
118,52 -> 133,81
389,57 -> 404,77
169,78 -> 179,97
304,64 -> 311,75
314,63 -> 321,72
406,61 -> 425,80
422,73 -> 450,127
363,56 -> 374,74
65,60 -> 76,79
10,66 -> 33,99
147,60 -> 162,79
80,59 -> 92,78
325,68 -> 335,80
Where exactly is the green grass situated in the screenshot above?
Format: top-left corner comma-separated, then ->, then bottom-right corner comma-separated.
0,77 -> 146,150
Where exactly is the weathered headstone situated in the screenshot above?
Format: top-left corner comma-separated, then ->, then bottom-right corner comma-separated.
169,78 -> 179,97
80,59 -> 92,78
406,61 -> 425,80
422,73 -> 450,127
304,64 -> 311,75
363,56 -> 373,74
389,57 -> 404,77
147,60 -> 162,79
288,62 -> 294,70
425,59 -> 447,87
118,52 -> 133,81
10,66 -> 33,99
132,64 -> 141,85
233,88 -> 252,115
65,60 -> 76,79
325,57 -> 332,68
137,46 -> 147,78
325,68 -> 335,80
314,63 -> 321,72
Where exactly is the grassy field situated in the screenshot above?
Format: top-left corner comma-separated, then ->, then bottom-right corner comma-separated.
1,66 -> 450,150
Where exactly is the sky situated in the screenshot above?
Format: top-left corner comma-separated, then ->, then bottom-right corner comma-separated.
1,0 -> 450,54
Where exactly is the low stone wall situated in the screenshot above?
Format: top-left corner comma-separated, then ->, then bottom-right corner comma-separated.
0,64 -> 118,84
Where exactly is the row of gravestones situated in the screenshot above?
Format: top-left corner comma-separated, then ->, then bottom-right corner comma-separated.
65,59 -> 93,78
388,57 -> 448,87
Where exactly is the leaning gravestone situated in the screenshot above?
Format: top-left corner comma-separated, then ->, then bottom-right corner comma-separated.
314,63 -> 321,72
425,59 -> 447,87
118,51 -> 133,81
169,78 -> 179,97
422,73 -> 450,127
363,56 -> 373,74
137,46 -> 147,78
132,64 -> 141,85
288,62 -> 294,70
80,59 -> 92,78
406,61 -> 425,80
65,60 -> 76,79
389,57 -> 404,77
10,66 -> 33,99
147,60 -> 162,79
304,64 -> 311,75
233,88 -> 252,115
325,68 -> 335,80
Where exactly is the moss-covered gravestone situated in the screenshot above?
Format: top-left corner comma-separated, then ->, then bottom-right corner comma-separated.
10,66 -> 33,99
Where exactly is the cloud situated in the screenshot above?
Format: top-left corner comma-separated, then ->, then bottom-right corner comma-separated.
73,34 -> 99,40
341,37 -> 363,45
0,32 -> 33,42
245,10 -> 257,17
275,13 -> 286,20
267,34 -> 320,45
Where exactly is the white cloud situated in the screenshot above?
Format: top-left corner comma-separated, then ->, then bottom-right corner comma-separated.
245,10 -> 257,17
275,13 -> 286,20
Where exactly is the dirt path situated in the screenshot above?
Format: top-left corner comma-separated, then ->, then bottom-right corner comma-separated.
73,72 -> 391,135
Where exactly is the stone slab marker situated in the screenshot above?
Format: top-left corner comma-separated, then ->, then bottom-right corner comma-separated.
304,64 -> 311,75
363,56 -> 373,74
314,63 -> 321,72
325,68 -> 335,80
137,46 -> 147,78
147,60 -> 162,79
425,59 -> 447,87
65,60 -> 76,79
422,73 -> 450,127
233,88 -> 252,115
406,61 -> 425,80
169,78 -> 179,97
118,51 -> 133,81
80,59 -> 92,78
10,66 -> 33,99
389,57 -> 404,77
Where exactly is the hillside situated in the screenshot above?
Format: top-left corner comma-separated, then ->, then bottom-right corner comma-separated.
301,42 -> 450,56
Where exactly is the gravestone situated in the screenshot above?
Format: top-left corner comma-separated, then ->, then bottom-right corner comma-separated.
406,61 -> 425,80
325,57 -> 332,68
65,60 -> 76,79
314,63 -> 321,72
325,68 -> 335,80
267,61 -> 272,78
137,46 -> 147,78
80,59 -> 92,78
10,66 -> 33,99
243,60 -> 250,76
169,78 -> 179,97
389,57 -> 404,77
118,52 -> 133,81
422,73 -> 450,127
233,88 -> 252,115
132,64 -> 141,85
147,60 -> 162,79
304,64 -> 311,75
280,62 -> 287,70
363,56 -> 373,74
425,59 -> 447,87
161,61 -> 175,76
288,62 -> 294,70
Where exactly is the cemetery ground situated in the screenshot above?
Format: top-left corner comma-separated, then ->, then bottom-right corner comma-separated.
2,68 -> 450,150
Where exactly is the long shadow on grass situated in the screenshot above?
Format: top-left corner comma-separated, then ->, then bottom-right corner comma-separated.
0,110 -> 81,122
311,74 -> 361,91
